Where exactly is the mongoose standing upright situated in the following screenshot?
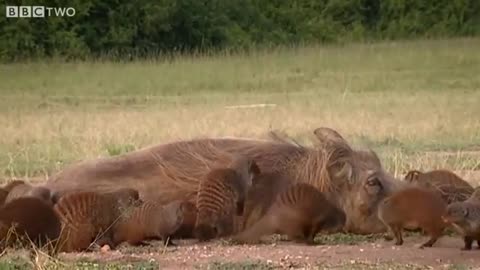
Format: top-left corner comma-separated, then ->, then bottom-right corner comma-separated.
378,186 -> 448,248
54,188 -> 140,252
232,183 -> 346,245
195,155 -> 260,241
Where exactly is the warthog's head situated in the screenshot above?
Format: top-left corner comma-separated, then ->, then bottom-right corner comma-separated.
313,127 -> 401,234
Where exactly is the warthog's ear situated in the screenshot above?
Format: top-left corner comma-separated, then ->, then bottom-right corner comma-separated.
328,147 -> 355,185
334,162 -> 354,184
313,127 -> 348,146
314,127 -> 356,184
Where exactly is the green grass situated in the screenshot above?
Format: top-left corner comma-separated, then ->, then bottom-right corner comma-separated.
0,255 -> 159,270
316,233 -> 386,245
0,256 -> 32,270
318,261 -> 434,270
202,261 -> 276,270
446,265 -> 471,270
1,38 -> 480,180
68,260 -> 159,270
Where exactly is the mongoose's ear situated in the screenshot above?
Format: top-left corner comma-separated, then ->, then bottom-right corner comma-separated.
404,170 -> 421,182
50,191 -> 62,205
249,160 -> 261,177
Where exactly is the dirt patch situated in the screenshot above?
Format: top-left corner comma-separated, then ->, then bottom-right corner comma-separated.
55,234 -> 480,269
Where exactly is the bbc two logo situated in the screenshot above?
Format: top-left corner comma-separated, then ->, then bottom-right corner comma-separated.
5,6 -> 76,18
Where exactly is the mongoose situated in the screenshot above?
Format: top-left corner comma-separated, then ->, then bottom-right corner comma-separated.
404,169 -> 474,204
195,156 -> 260,241
171,200 -> 197,239
3,180 -> 52,205
378,186 -> 448,248
232,183 -> 346,245
54,188 -> 140,252
0,197 -> 61,252
113,199 -> 187,247
442,188 -> 480,250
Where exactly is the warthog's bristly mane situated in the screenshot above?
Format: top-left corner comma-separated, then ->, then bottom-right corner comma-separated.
147,133 -> 348,202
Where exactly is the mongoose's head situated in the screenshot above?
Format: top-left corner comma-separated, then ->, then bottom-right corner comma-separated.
194,210 -> 218,242
29,186 -> 52,205
112,188 -> 142,209
442,202 -> 468,225
179,200 -> 197,223
173,200 -> 187,225
161,200 -> 186,235
321,202 -> 347,233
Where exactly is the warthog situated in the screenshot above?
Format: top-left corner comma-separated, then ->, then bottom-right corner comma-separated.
46,127 -> 400,234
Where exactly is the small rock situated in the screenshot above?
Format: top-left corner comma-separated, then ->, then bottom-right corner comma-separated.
100,245 -> 111,253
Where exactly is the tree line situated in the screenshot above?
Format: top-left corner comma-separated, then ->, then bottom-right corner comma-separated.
1,0 -> 479,61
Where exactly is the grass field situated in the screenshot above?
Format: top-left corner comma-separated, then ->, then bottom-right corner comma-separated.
1,36 -> 480,270
1,37 -> 480,182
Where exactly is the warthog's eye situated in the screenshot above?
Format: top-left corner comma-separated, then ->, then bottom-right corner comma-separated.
364,176 -> 383,195
366,177 -> 380,187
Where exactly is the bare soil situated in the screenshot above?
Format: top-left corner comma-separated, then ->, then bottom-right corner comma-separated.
58,234 -> 480,270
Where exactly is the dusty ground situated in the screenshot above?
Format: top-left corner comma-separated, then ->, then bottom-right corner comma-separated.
55,234 -> 480,270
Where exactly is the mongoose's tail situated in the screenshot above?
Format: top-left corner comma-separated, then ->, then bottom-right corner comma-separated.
231,214 -> 275,244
